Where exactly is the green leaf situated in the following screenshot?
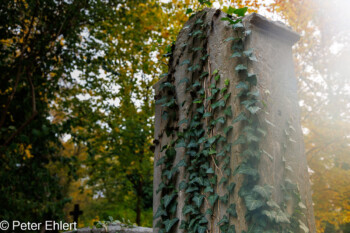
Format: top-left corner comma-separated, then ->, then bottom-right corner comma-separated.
235,64 -> 247,72
252,185 -> 272,199
180,59 -> 190,66
178,118 -> 188,126
204,186 -> 214,193
208,193 -> 219,206
200,71 -> 209,79
154,206 -> 167,219
211,100 -> 225,109
230,51 -> 242,58
219,177 -> 228,185
183,205 -> 196,215
164,218 -> 179,232
244,194 -> 265,211
212,69 -> 218,75
156,96 -> 167,105
226,6 -> 235,14
233,135 -> 246,145
203,112 -> 212,118
224,126 -> 233,134
193,195 -> 204,208
236,81 -> 249,90
179,181 -> 187,190
224,106 -> 232,117
227,204 -> 237,217
206,167 -> 215,174
233,112 -> 247,124
247,106 -> 261,114
186,8 -> 193,14
227,182 -> 236,192
233,163 -> 257,177
178,77 -> 189,85
234,7 -> 248,16
217,215 -> 229,225
220,194 -> 229,203
224,37 -> 237,42
163,193 -> 176,208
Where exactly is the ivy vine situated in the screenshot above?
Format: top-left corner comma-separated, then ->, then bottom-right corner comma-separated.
155,4 -> 309,233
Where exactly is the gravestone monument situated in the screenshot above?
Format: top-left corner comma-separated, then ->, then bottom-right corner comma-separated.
153,8 -> 316,233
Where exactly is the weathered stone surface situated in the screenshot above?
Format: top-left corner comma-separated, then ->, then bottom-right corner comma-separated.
153,8 -> 316,233
65,224 -> 152,233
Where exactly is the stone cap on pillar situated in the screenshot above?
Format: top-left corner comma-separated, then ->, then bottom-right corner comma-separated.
243,12 -> 300,46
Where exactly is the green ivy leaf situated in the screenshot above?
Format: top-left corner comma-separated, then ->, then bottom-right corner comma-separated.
234,7 -> 248,16
235,64 -> 247,72
163,193 -> 176,208
208,193 -> 219,206
252,185 -> 273,199
164,218 -> 179,232
224,126 -> 233,134
227,182 -> 236,192
230,51 -> 242,58
180,59 -> 190,66
179,181 -> 187,190
178,77 -> 189,85
204,186 -> 214,193
244,194 -> 265,211
206,167 -> 215,174
193,195 -> 204,208
227,204 -> 237,217
224,106 -> 232,117
233,163 -> 257,177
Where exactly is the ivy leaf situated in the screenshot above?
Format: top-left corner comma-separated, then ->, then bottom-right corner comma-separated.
178,77 -> 189,85
156,96 -> 168,105
164,218 -> 179,232
233,163 -> 257,177
235,64 -> 247,72
233,135 -> 246,145
262,210 -> 277,221
228,225 -> 236,233
198,226 -> 207,233
236,81 -> 249,90
176,140 -> 186,148
203,112 -> 212,118
200,71 -> 209,78
233,112 -> 247,124
212,69 -> 219,75
163,193 -> 176,208
185,8 -> 193,14
227,182 -> 236,192
227,204 -> 237,217
231,51 -> 242,58
183,205 -> 196,215
179,181 -> 187,190
154,206 -> 167,219
180,59 -> 190,66
211,100 -> 225,109
219,177 -> 228,185
193,195 -> 204,208
275,210 -> 290,223
224,106 -> 232,117
208,193 -> 219,206
204,186 -> 214,193
247,106 -> 261,114
244,194 -> 265,211
224,126 -> 233,135
220,194 -> 229,203
252,185 -> 273,199
299,220 -> 310,233
206,167 -> 215,174
217,215 -> 229,225
178,118 -> 188,126
234,7 -> 248,16
176,159 -> 187,168
224,37 -> 237,42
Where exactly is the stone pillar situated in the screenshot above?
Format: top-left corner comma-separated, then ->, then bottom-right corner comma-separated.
154,8 -> 316,233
